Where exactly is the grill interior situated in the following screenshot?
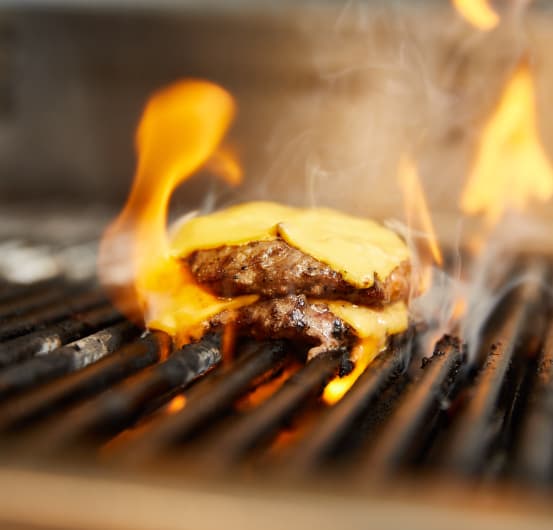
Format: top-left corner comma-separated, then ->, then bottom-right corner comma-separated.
2,3 -> 553,529
0,229 -> 552,530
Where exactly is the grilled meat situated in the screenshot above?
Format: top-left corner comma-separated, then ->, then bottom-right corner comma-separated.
187,239 -> 410,306
210,294 -> 352,359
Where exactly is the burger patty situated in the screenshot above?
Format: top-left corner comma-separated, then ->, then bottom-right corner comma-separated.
210,294 -> 352,360
187,239 -> 410,306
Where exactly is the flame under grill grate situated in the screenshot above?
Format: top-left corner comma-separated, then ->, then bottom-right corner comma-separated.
0,250 -> 552,495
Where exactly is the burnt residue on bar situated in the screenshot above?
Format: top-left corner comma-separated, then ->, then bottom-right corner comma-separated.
0,305 -> 124,369
284,334 -> 413,474
0,278 -> 63,305
0,289 -> 108,341
27,335 -> 222,453
0,321 -> 140,400
0,331 -> 169,434
0,283 -> 83,320
440,262 -> 550,478
358,335 -> 465,476
198,347 -> 347,470
514,318 -> 553,485
122,340 -> 289,463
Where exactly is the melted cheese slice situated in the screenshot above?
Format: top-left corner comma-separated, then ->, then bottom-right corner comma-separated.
321,301 -> 408,404
147,286 -> 257,344
145,267 -> 258,344
170,201 -> 408,288
324,300 -> 408,339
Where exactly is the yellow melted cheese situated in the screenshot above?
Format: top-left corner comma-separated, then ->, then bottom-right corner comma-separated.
321,301 -> 408,404
170,201 -> 408,288
324,300 -> 408,340
147,287 -> 258,345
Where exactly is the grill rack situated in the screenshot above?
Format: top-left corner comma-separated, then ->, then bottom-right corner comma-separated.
0,247 -> 552,507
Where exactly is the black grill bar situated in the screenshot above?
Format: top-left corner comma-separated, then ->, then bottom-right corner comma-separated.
360,335 -> 465,475
0,289 -> 108,341
0,321 -> 140,400
0,278 -> 62,305
442,262 -> 549,477
0,331 -> 170,433
123,340 -> 289,462
284,337 -> 412,474
0,305 -> 124,369
0,283 -> 82,320
200,348 -> 346,469
514,320 -> 553,485
19,335 -> 223,454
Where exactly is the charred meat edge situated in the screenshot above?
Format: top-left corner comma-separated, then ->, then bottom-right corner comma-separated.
187,239 -> 410,306
210,294 -> 353,360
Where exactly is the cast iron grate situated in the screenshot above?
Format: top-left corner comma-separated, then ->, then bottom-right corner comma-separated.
0,253 -> 551,489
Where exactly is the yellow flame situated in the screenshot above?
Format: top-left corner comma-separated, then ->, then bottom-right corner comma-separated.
206,144 -> 243,187
461,63 -> 553,226
398,155 -> 443,267
452,0 -> 499,30
98,80 -> 239,325
322,338 -> 381,405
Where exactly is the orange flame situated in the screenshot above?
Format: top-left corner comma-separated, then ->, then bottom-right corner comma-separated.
452,0 -> 499,30
398,155 -> 443,267
99,80 -> 239,325
322,157 -> 441,405
461,63 -> 553,226
166,394 -> 187,414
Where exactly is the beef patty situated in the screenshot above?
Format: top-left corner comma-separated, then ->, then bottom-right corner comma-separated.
210,294 -> 352,360
187,239 -> 410,306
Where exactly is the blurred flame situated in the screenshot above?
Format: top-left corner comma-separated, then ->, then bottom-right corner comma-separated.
322,338 -> 381,405
461,63 -> 553,226
236,364 -> 300,411
166,395 -> 187,414
398,155 -> 443,267
452,0 -> 499,30
98,80 -> 239,324
205,144 -> 243,187
323,157 -> 445,405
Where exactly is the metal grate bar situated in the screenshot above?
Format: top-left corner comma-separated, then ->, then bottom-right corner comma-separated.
124,340 -> 289,463
360,335 -> 465,474
442,263 -> 549,477
0,320 -> 139,400
0,278 -> 63,305
0,331 -> 170,433
0,282 -> 84,320
0,305 -> 123,369
0,289 -> 108,341
201,348 -> 345,468
514,320 -> 553,485
18,335 -> 223,454
284,337 -> 412,473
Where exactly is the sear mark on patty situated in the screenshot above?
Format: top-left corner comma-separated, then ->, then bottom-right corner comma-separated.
187,239 -> 410,306
210,294 -> 352,360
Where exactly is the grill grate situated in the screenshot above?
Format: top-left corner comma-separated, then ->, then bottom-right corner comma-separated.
0,253 -> 551,493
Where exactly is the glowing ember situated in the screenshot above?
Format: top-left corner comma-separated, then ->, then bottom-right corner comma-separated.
452,0 -> 499,30
166,394 -> 187,414
461,63 -> 553,226
99,80 -> 240,330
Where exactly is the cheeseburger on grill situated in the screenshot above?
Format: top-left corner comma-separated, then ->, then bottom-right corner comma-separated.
148,201 -> 410,361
